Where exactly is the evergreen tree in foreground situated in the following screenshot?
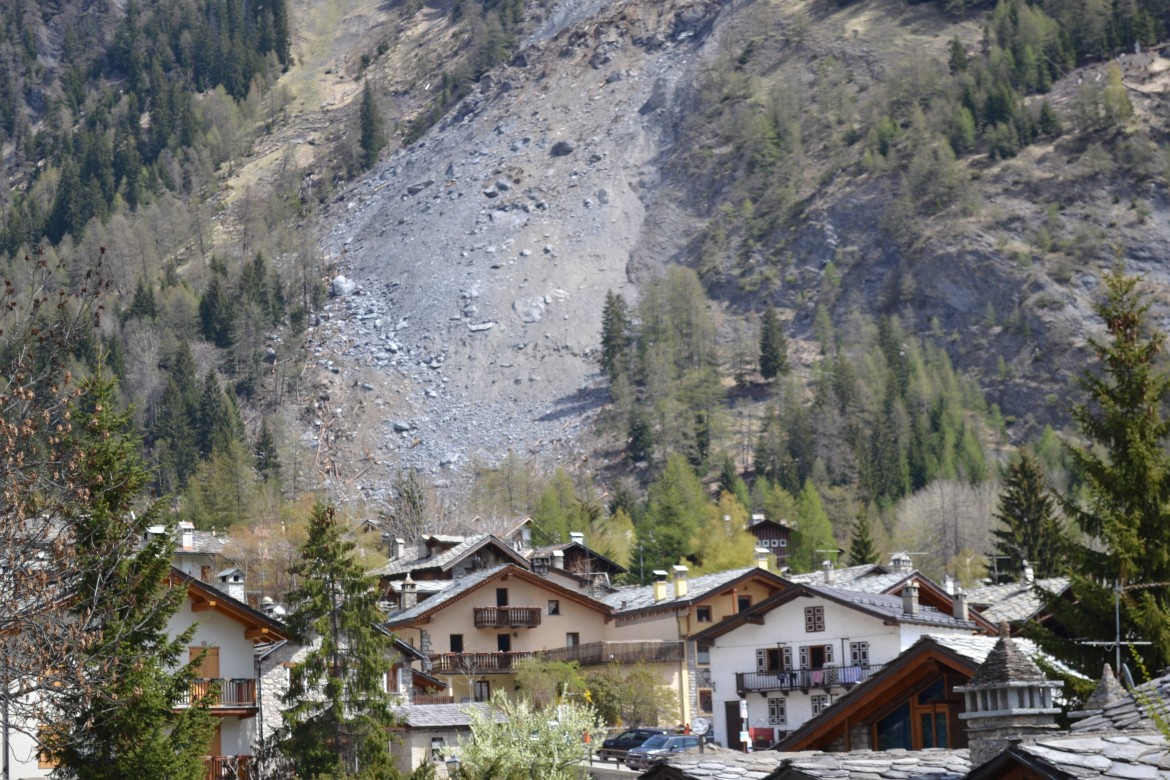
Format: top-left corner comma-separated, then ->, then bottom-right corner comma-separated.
991,447 -> 1064,582
1031,269 -> 1170,676
281,502 -> 397,778
44,372 -> 216,780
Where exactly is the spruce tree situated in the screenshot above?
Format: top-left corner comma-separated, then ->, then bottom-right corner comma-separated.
44,373 -> 216,780
848,508 -> 878,566
600,290 -> 632,382
358,80 -> 386,170
1032,269 -> 1170,675
758,305 -> 788,380
281,502 -> 398,778
991,447 -> 1064,582
790,479 -> 837,573
255,416 -> 282,482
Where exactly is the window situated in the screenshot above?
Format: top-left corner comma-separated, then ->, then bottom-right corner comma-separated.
566,632 -> 580,647
737,595 -> 752,612
385,665 -> 401,693
698,689 -> 713,713
431,737 -> 446,761
496,588 -> 509,607
779,539 -> 787,548
811,694 -> 831,716
770,539 -> 779,547
804,606 -> 825,632
548,599 -> 560,615
497,634 -> 511,652
474,680 -> 491,702
450,634 -> 464,653
767,697 -> 787,726
697,644 -> 711,665
696,606 -> 712,622
799,644 -> 832,670
850,642 -> 870,666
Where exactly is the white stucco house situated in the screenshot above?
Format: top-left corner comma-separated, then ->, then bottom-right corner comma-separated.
692,577 -> 982,751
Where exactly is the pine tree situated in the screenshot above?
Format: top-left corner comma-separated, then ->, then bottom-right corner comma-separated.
281,502 -> 398,778
600,290 -> 631,382
991,447 -> 1064,582
790,480 -> 837,573
848,508 -> 878,566
358,80 -> 386,170
1033,270 -> 1170,675
639,453 -> 711,578
43,373 -> 216,780
255,416 -> 281,482
758,305 -> 788,380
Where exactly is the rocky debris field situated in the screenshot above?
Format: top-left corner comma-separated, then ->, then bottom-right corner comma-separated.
299,0 -> 728,506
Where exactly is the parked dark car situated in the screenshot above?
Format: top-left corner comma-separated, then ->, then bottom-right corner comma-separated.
596,728 -> 673,763
624,734 -> 702,770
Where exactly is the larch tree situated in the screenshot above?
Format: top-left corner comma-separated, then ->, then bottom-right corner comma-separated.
991,447 -> 1065,582
280,502 -> 398,778
1032,269 -> 1170,676
790,480 -> 838,573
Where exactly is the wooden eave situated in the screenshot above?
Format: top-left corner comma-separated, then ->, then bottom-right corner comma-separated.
170,569 -> 290,643
778,644 -> 981,751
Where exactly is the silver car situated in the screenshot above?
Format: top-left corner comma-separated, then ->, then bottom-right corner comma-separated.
624,734 -> 702,770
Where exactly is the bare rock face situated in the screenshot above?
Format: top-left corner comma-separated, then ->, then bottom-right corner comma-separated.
306,0 -> 727,503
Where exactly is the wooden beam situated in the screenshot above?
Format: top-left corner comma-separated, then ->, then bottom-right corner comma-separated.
244,626 -> 270,640
191,599 -> 216,612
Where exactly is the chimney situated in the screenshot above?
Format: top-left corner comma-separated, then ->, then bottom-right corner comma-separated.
672,565 -> 689,599
569,531 -> 585,546
754,547 -> 770,571
394,538 -> 406,560
890,551 -> 912,574
943,575 -> 955,596
418,536 -> 430,558
953,588 -> 969,622
401,576 -> 418,609
902,580 -> 920,617
652,570 -> 669,602
957,624 -> 1063,765
217,568 -> 246,602
1022,559 -> 1035,584
552,550 -> 565,569
178,521 -> 195,551
822,560 -> 833,585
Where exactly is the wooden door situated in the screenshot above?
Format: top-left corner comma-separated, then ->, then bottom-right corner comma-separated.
190,647 -> 220,703
725,700 -> 744,751
208,722 -> 222,756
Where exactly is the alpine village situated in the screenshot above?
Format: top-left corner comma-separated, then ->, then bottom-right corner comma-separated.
8,0 -> 1170,778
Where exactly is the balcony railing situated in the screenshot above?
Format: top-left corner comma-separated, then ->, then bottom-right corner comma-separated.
179,678 -> 258,709
205,754 -> 251,780
735,664 -> 885,695
540,640 -> 685,667
413,694 -> 457,705
473,606 -> 543,628
429,652 -> 537,674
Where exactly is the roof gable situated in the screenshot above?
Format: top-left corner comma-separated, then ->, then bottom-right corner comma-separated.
604,567 -> 788,617
173,568 -> 290,642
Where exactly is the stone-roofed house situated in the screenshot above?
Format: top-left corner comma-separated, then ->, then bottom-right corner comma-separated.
374,534 -> 533,607
694,578 -> 982,751
640,745 -> 970,780
389,701 -> 496,772
963,574 -> 1072,631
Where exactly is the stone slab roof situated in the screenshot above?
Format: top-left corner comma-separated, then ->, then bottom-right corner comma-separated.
602,567 -> 759,612
1072,668 -> 1170,734
808,584 -> 976,630
784,565 -> 890,589
962,633 -> 1051,689
392,702 -> 496,729
661,746 -> 970,780
1002,732 -> 1169,778
963,577 -> 1070,623
175,530 -> 226,555
385,564 -> 508,623
372,535 -> 479,577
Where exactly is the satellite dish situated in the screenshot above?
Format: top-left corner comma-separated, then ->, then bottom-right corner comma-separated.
691,717 -> 710,736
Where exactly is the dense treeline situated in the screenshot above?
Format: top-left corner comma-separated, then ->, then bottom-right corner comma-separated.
0,0 -> 291,252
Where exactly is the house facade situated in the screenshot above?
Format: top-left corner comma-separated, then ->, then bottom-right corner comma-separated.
694,579 -> 979,750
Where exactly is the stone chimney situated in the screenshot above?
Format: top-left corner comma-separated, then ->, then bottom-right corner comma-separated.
394,538 -> 406,560
943,575 -> 956,596
902,580 -> 920,617
890,551 -> 912,574
401,575 -> 418,610
1069,664 -> 1126,720
822,560 -> 834,585
953,588 -> 969,622
652,570 -> 669,602
754,547 -> 770,571
418,536 -> 430,558
178,521 -> 195,551
957,624 -> 1063,765
569,531 -> 585,546
672,565 -> 689,599
216,567 -> 246,602
552,549 -> 565,569
1022,559 -> 1035,584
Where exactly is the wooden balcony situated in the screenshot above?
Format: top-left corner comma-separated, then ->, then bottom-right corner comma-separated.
413,694 -> 457,705
540,640 -> 685,667
735,664 -> 885,695
429,652 -> 537,674
473,606 -> 542,628
205,754 -> 251,780
178,678 -> 258,712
